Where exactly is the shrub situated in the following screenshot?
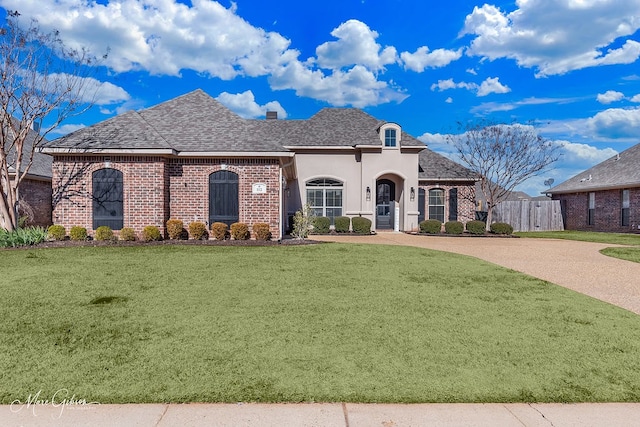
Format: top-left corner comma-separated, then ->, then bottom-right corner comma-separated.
490,222 -> 514,235
420,219 -> 442,234
292,204 -> 315,239
119,227 -> 137,241
142,225 -> 162,242
47,225 -> 66,241
166,219 -> 185,240
0,227 -> 47,248
444,221 -> 464,235
95,226 -> 114,241
230,222 -> 250,240
69,226 -> 88,241
188,221 -> 208,240
352,217 -> 371,234
334,216 -> 350,233
211,222 -> 228,240
253,223 -> 271,241
312,216 -> 330,234
466,220 -> 486,235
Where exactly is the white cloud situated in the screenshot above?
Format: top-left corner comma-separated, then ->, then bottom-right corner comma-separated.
596,90 -> 625,104
445,97 -> 453,104
49,123 -> 86,136
418,132 -> 448,145
557,140 -> 618,163
1,1 -> 415,108
315,20 -> 397,71
631,94 -> 640,103
216,90 -> 287,119
585,107 -> 640,139
466,68 -> 478,75
462,1 -> 640,76
477,77 -> 510,96
431,77 -> 510,97
400,46 -> 462,72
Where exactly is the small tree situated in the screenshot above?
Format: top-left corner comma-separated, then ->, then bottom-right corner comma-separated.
292,204 -> 315,240
0,11 -> 105,231
448,121 -> 560,230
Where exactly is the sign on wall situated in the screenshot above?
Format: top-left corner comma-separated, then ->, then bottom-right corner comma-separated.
252,183 -> 267,194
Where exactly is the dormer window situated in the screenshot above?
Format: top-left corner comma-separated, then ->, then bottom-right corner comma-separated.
385,129 -> 396,147
380,123 -> 401,148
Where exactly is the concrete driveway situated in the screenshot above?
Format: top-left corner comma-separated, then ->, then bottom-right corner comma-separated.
312,233 -> 640,315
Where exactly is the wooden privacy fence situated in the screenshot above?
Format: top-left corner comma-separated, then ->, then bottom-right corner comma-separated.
492,200 -> 564,232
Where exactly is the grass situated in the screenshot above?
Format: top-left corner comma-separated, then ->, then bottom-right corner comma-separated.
2,244 -> 640,404
516,230 -> 640,246
516,231 -> 640,263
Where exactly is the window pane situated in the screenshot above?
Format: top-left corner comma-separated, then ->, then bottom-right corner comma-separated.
429,206 -> 445,223
385,129 -> 396,147
622,190 -> 630,208
325,189 -> 343,207
307,189 -> 324,207
93,168 -> 123,230
326,208 -> 342,221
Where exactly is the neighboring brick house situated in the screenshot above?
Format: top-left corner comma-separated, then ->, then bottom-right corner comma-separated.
43,89 -> 476,239
547,142 -> 640,232
4,124 -> 52,227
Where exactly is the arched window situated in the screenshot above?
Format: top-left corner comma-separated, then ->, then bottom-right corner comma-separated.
428,188 -> 445,223
306,178 -> 343,223
209,170 -> 239,226
93,168 -> 123,230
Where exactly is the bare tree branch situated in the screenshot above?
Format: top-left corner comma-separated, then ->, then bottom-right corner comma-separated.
447,120 -> 561,230
0,11 -> 106,231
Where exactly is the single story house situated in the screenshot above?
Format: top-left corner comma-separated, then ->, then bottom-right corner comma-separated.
4,122 -> 52,227
43,89 -> 477,239
547,142 -> 640,232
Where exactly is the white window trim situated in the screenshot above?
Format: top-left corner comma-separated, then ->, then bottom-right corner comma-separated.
380,123 -> 401,149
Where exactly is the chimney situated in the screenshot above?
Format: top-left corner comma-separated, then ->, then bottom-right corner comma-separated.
266,111 -> 278,120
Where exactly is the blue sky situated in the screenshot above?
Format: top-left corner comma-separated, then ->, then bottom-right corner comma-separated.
2,0 -> 640,195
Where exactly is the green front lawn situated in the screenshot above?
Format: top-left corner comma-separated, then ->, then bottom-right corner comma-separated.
516,231 -> 640,263
2,244 -> 640,404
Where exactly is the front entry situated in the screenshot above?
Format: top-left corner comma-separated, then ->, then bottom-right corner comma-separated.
376,179 -> 395,229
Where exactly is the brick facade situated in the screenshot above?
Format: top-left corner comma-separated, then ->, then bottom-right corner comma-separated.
19,178 -> 52,227
553,188 -> 640,232
52,155 -> 282,240
420,182 -> 476,224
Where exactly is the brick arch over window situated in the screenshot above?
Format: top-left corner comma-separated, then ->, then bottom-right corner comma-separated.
92,168 -> 124,230
209,170 -> 239,226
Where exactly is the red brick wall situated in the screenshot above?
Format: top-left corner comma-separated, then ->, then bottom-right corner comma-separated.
553,188 -> 640,232
419,182 -> 476,224
19,178 -> 52,227
52,156 -> 282,240
52,156 -> 168,237
169,158 -> 281,239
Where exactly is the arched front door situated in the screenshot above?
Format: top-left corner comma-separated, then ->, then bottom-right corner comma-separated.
376,179 -> 395,229
209,170 -> 239,226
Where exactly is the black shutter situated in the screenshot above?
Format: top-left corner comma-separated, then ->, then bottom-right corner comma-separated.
92,168 -> 124,230
448,188 -> 458,221
209,171 -> 239,226
418,188 -> 425,223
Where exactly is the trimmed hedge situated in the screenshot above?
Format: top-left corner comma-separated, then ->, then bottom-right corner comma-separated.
47,225 -> 66,241
230,222 -> 250,240
334,216 -> 350,233
420,219 -> 442,234
352,217 -> 371,234
466,220 -> 486,235
188,222 -> 208,240
490,222 -> 514,235
312,216 -> 331,234
444,221 -> 464,235
69,226 -> 87,241
119,227 -> 137,241
95,226 -> 114,241
253,223 -> 271,241
142,225 -> 163,242
211,222 -> 228,240
166,219 -> 185,240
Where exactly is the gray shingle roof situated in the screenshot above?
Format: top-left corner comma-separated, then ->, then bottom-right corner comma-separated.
418,148 -> 477,181
46,90 -> 425,152
548,142 -> 640,194
5,119 -> 52,179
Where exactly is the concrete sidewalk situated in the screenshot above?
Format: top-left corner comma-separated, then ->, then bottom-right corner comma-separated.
5,402 -> 640,426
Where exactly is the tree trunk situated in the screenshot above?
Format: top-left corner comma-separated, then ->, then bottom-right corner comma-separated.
485,204 -> 493,232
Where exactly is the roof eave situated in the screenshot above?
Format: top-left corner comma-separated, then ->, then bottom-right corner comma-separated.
548,182 -> 640,194
42,148 -> 177,155
178,151 -> 294,158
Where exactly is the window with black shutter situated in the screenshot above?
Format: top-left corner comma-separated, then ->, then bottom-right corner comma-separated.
209,170 -> 239,226
448,188 -> 458,221
92,168 -> 124,230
